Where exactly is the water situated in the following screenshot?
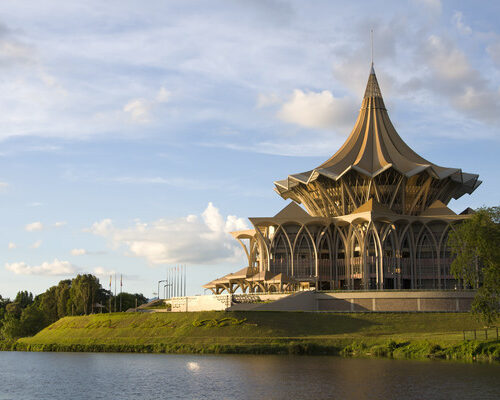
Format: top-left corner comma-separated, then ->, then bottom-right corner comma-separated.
0,352 -> 499,400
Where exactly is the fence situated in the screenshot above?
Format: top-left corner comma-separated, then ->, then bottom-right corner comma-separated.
462,327 -> 498,340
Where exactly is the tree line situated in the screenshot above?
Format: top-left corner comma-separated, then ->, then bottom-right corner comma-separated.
449,206 -> 499,324
0,274 -> 147,340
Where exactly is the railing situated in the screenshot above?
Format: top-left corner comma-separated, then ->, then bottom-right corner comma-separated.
463,327 -> 498,341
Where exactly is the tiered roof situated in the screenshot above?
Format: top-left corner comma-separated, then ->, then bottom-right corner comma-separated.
274,64 -> 481,202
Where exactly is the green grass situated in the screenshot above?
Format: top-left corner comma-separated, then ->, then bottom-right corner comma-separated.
7,312 -> 499,362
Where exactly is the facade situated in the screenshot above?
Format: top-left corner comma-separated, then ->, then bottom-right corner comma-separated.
204,64 -> 480,294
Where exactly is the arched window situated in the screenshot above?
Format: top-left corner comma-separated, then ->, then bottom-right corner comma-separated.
416,229 -> 437,289
400,229 -> 413,288
294,232 -> 314,279
350,231 -> 363,289
366,230 -> 379,289
318,230 -> 332,283
270,230 -> 291,276
383,229 -> 397,289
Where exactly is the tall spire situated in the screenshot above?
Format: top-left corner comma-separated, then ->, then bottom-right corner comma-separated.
362,64 -> 385,108
274,61 -> 481,210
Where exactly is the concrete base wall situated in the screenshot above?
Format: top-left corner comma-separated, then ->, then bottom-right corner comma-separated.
168,291 -> 476,313
316,291 -> 474,312
170,294 -> 231,312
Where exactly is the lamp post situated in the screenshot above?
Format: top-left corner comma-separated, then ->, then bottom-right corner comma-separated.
157,280 -> 167,300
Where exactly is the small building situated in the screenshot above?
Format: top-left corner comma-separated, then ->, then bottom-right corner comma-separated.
205,63 -> 480,294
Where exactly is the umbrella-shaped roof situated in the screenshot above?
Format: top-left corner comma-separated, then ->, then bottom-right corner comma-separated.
274,64 -> 481,200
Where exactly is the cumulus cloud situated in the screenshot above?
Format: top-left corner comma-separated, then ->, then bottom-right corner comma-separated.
71,248 -> 87,256
422,35 -> 500,123
5,259 -> 77,276
277,89 -> 357,132
88,203 -> 248,265
25,221 -> 43,232
8,242 -> 15,249
54,221 -> 67,228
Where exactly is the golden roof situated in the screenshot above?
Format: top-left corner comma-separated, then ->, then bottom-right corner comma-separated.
275,65 -> 481,199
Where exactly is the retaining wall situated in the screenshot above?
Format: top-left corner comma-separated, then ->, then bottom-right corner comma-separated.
168,290 -> 476,312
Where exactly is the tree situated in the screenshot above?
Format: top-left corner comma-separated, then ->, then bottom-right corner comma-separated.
69,274 -> 107,315
0,295 -> 10,331
448,206 -> 500,324
1,304 -> 48,339
38,280 -> 72,323
14,291 -> 33,309
115,292 -> 148,311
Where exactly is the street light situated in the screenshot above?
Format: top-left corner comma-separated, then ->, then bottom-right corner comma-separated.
157,280 -> 167,300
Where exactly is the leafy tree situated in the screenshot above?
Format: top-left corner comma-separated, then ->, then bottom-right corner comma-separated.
115,292 -> 148,312
14,291 -> 33,309
38,280 -> 72,323
69,274 -> 107,315
18,304 -> 47,336
0,295 -> 10,330
449,206 -> 500,324
1,315 -> 24,339
5,302 -> 22,318
1,304 -> 48,339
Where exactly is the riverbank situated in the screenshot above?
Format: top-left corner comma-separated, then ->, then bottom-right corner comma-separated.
2,311 -> 498,362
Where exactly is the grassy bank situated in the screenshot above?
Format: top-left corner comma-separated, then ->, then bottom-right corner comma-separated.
3,312 -> 499,362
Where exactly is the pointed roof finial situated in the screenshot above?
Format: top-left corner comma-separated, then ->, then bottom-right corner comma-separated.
370,29 -> 374,73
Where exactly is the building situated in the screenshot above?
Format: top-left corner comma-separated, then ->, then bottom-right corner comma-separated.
204,64 -> 480,295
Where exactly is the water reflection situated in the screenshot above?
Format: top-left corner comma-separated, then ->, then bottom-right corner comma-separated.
0,352 -> 499,400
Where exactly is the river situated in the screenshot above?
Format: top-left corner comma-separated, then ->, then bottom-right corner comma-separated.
0,352 -> 498,399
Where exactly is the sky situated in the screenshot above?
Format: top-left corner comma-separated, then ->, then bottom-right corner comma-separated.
0,0 -> 498,299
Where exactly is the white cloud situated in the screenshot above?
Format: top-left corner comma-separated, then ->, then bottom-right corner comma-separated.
71,248 -> 87,256
123,98 -> 152,123
88,218 -> 113,236
25,221 -> 43,232
422,35 -> 500,123
277,89 -> 357,132
5,259 -> 77,276
31,240 -> 42,249
88,202 -> 248,265
54,221 -> 67,228
93,266 -> 116,279
452,11 -> 472,35
8,242 -> 16,249
0,181 -> 8,190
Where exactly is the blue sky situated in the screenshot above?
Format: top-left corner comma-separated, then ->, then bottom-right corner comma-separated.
0,0 -> 498,299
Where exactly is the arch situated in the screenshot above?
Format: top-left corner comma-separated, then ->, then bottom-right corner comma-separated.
415,224 -> 439,289
349,224 -> 364,289
293,230 -> 315,279
317,226 -> 333,288
381,225 -> 398,289
269,226 -> 292,276
363,223 -> 383,289
333,225 -> 349,289
399,225 -> 415,289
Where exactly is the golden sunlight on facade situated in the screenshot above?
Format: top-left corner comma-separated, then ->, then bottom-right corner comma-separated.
204,64 -> 480,295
